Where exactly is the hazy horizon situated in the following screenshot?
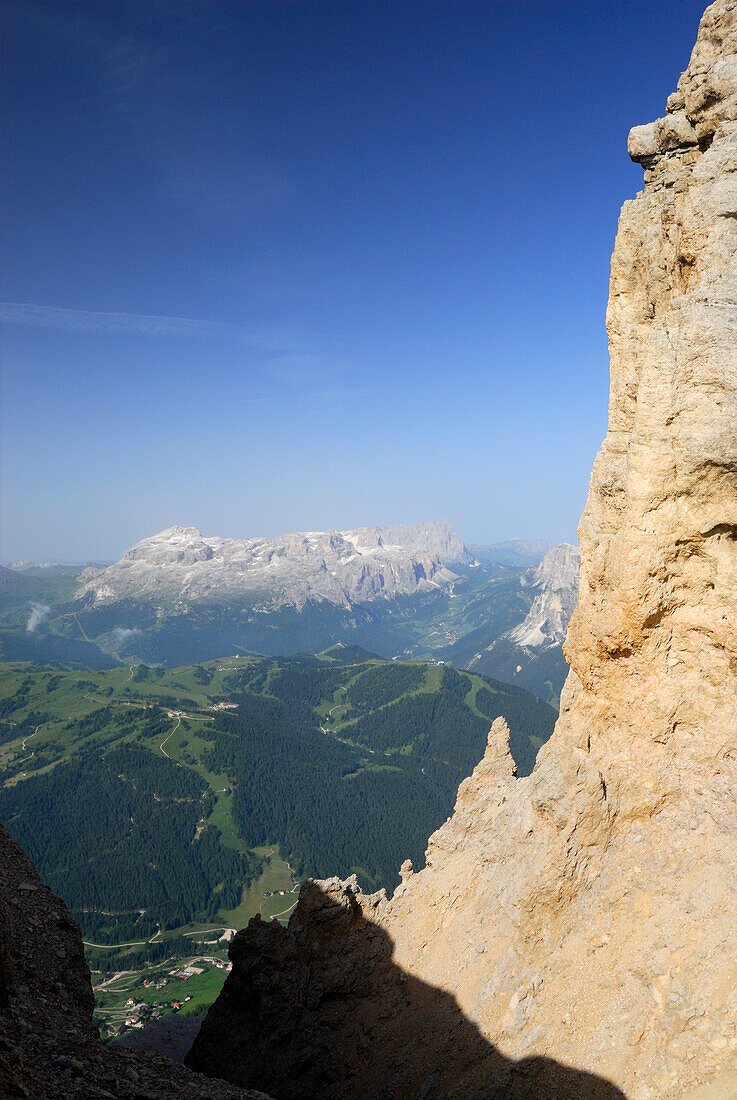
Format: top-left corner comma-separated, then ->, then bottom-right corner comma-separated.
2,518 -> 558,566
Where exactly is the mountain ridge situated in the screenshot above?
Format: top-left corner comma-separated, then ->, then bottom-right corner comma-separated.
508,543 -> 580,650
459,542 -> 580,704
75,519 -> 471,612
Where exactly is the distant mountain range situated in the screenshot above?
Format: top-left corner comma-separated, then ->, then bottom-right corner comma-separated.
463,543 -> 580,703
75,519 -> 471,611
0,522 -> 580,705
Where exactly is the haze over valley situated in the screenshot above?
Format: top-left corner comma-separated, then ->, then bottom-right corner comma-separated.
1,519 -> 579,705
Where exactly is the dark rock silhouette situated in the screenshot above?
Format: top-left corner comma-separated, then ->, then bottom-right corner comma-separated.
0,823 -> 268,1099
187,878 -> 627,1099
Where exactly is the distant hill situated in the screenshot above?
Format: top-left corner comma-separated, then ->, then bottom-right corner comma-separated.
0,564 -> 82,610
0,625 -> 119,668
5,561 -> 102,574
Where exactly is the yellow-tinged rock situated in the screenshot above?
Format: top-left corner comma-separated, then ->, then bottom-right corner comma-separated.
188,5 -> 737,1098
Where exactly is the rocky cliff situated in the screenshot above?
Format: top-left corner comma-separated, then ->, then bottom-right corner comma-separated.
508,542 -> 580,650
187,4 -> 737,1098
465,541 -> 580,705
0,824 -> 270,1099
75,519 -> 470,611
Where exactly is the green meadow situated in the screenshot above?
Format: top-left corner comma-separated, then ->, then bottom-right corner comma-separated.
0,647 -> 556,1032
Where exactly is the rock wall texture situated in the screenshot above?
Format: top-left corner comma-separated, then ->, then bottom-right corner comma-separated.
0,825 -> 270,1100
187,4 -> 737,1098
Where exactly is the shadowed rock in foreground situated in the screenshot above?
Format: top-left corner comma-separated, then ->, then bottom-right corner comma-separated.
188,872 -> 626,1099
0,824 -> 269,1100
187,3 -> 737,1098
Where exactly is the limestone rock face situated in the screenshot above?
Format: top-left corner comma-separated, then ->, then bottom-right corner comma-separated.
187,4 -> 737,1099
188,866 -> 625,1100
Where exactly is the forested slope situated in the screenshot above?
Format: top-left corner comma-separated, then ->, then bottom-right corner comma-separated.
0,650 -> 556,943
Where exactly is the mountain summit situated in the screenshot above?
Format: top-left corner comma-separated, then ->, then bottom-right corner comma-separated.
188,4 -> 737,1097
75,519 -> 470,612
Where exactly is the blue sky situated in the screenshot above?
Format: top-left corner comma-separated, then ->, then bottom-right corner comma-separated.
1,0 -> 707,561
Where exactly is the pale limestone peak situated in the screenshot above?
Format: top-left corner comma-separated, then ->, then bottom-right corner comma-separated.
483,715 -> 516,768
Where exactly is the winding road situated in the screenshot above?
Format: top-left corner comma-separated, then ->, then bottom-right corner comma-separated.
83,937 -> 147,948
182,926 -> 236,940
159,717 -> 181,759
21,725 -> 41,752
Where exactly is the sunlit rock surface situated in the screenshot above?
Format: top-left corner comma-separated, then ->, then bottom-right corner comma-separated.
187,4 -> 737,1098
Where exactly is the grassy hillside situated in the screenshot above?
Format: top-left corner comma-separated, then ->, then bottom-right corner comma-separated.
466,638 -> 571,709
0,650 -> 553,933
0,559 -> 571,707
0,648 -> 556,1035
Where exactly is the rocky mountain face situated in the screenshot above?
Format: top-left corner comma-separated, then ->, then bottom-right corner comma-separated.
508,543 -> 580,649
75,520 -> 470,612
0,825 -> 269,1100
187,5 -> 737,1098
462,542 -> 580,705
458,541 -> 580,662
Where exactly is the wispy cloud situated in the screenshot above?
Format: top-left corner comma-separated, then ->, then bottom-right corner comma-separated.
0,302 -> 293,350
1,303 -> 375,402
109,626 -> 142,646
26,603 -> 50,633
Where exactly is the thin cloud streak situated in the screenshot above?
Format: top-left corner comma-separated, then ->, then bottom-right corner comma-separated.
0,302 -> 293,350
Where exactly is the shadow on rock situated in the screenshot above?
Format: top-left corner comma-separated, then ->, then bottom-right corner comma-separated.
186,878 -> 627,1099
